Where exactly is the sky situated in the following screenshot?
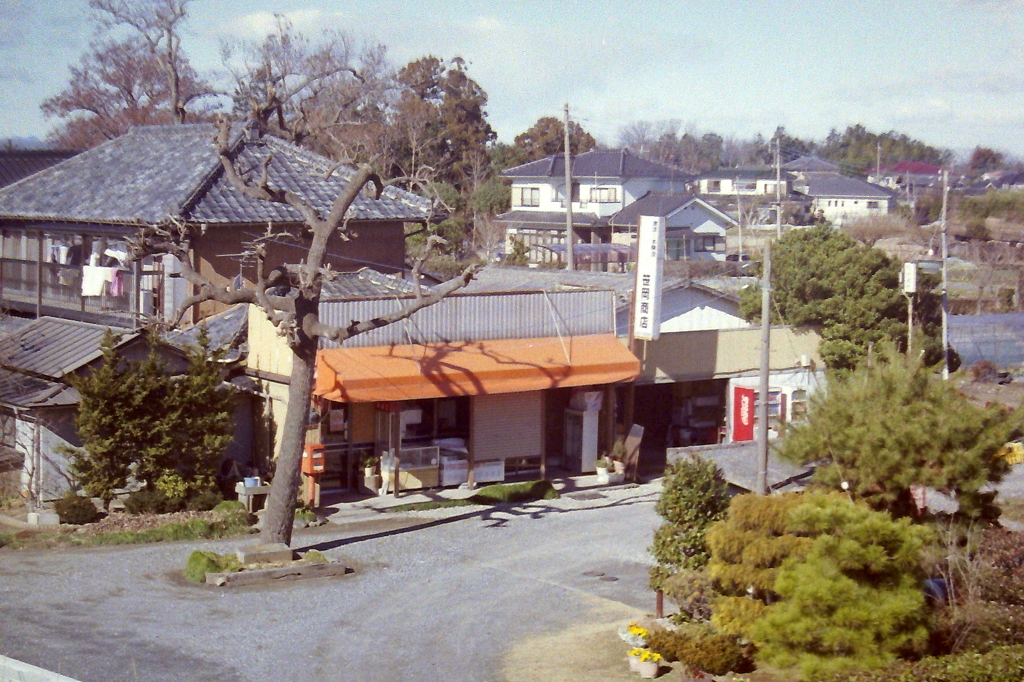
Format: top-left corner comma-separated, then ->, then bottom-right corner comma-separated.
2,0 -> 1024,159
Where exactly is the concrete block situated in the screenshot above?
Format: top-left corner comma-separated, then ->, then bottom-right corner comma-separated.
207,562 -> 353,587
235,543 -> 294,565
27,512 -> 60,527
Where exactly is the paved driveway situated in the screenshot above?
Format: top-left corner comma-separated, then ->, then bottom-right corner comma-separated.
1,482 -> 662,682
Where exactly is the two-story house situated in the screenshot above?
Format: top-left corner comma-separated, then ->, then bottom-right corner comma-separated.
695,167 -> 789,197
0,123 -> 434,327
495,149 -> 691,265
607,192 -> 736,261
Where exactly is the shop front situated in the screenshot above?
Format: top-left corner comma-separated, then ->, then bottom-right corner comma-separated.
311,334 -> 640,495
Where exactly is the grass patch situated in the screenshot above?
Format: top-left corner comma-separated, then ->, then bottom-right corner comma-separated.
77,512 -> 251,546
387,479 -> 559,513
184,550 -> 242,583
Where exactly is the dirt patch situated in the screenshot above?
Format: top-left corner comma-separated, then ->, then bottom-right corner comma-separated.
73,510 -> 233,536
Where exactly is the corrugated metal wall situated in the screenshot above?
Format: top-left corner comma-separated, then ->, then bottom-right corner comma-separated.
320,290 -> 615,348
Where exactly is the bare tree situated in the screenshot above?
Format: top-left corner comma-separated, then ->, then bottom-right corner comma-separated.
132,119 -> 477,545
90,0 -> 212,123
44,0 -> 215,147
221,16 -> 392,152
954,240 -> 1024,314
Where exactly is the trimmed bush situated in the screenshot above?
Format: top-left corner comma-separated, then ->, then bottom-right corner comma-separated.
824,645 -> 1024,682
647,625 -> 747,675
469,479 -> 558,504
663,569 -> 716,624
650,454 -> 729,588
53,492 -> 99,525
186,489 -> 224,512
124,488 -> 183,515
711,596 -> 768,638
184,550 -> 241,583
212,499 -> 245,513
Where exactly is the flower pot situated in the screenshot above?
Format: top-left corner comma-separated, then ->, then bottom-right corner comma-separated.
607,472 -> 625,484
636,659 -> 658,678
596,468 -> 610,484
364,467 -> 375,480
628,653 -> 641,672
613,460 -> 626,475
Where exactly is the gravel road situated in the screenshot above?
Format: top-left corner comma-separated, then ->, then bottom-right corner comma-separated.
1,482 -> 663,682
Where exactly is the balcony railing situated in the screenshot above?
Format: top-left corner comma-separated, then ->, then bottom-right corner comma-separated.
0,258 -> 141,324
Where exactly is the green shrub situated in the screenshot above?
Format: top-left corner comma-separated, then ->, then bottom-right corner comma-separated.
650,454 -> 729,588
53,492 -> 100,525
706,492 -> 811,601
300,550 -> 329,565
647,625 -> 747,675
295,507 -> 318,523
0,533 -> 12,548
824,645 -> 1024,682
662,569 -> 716,624
186,489 -> 224,512
469,479 -> 558,504
184,550 -> 241,583
932,603 -> 1024,655
213,499 -> 245,513
751,494 -> 933,680
124,488 -> 183,515
711,596 -> 768,638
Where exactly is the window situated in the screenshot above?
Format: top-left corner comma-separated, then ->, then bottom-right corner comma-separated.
866,201 -> 880,209
513,187 -> 540,207
709,180 -> 722,192
666,238 -> 685,261
589,186 -> 618,203
693,236 -> 719,252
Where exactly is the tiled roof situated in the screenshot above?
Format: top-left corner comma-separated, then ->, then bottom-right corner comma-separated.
888,161 -> 942,175
163,303 -> 248,362
0,124 -> 432,226
0,368 -> 78,408
782,155 -> 839,172
608,192 -> 736,229
0,150 -> 79,188
322,268 -> 418,300
494,209 -> 608,228
0,317 -> 134,379
796,173 -> 893,199
502,149 -> 687,180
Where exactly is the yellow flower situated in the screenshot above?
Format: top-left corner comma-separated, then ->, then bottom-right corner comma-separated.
627,648 -> 645,657
638,650 -> 662,663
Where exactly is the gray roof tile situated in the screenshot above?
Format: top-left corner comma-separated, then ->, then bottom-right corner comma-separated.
0,317 -> 133,379
0,150 -> 80,189
0,124 -> 432,226
796,173 -> 894,199
321,268 -> 418,300
502,149 -> 688,180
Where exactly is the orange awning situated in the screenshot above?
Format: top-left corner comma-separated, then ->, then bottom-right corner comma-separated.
315,334 -> 640,403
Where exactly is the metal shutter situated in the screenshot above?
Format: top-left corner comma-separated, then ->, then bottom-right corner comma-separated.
471,392 -> 543,462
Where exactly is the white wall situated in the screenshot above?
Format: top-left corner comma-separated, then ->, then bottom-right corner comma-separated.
813,195 -> 892,225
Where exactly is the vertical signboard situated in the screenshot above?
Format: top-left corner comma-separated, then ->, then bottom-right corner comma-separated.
733,386 -> 756,442
633,215 -> 665,341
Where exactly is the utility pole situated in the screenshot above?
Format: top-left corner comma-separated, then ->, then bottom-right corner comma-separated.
941,169 -> 950,380
735,180 -> 743,261
876,140 -> 881,176
775,138 -> 782,238
755,240 -> 772,496
564,103 -> 574,271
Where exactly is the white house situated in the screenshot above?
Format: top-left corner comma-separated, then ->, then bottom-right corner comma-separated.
496,149 -> 691,265
792,173 -> 895,225
607,192 -> 737,261
696,168 -> 789,197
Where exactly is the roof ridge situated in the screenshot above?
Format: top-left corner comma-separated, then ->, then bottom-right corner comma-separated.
176,124 -> 247,219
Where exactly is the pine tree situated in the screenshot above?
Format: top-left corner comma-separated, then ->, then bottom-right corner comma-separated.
751,493 -> 933,679
778,346 -> 1021,519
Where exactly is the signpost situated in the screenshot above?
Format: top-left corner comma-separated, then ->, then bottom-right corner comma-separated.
633,216 -> 665,341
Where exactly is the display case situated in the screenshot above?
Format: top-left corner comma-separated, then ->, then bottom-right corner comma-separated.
380,445 -> 440,491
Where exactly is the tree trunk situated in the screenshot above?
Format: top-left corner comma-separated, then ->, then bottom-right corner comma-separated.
260,338 -> 316,546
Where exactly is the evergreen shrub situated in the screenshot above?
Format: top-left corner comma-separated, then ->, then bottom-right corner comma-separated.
823,645 -> 1024,682
184,550 -> 241,583
124,488 -> 182,515
649,453 -> 729,588
53,492 -> 99,525
646,625 -> 747,675
186,489 -> 224,512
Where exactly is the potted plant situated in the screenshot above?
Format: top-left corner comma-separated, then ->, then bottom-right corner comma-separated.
635,649 -> 662,679
595,458 -> 611,484
362,455 -> 379,479
608,438 -> 627,475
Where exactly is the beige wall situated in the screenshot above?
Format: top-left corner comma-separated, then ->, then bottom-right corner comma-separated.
247,305 -> 293,377
632,326 -> 822,384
